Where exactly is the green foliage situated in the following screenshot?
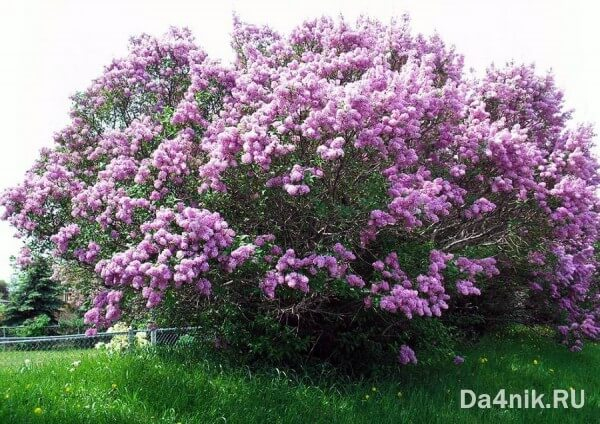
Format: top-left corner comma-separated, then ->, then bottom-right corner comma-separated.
4,257 -> 63,325
174,334 -> 197,349
0,280 -> 7,324
405,318 -> 457,366
15,314 -> 52,337
57,317 -> 85,334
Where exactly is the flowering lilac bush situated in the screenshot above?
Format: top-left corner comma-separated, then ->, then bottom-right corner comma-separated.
2,16 -> 599,365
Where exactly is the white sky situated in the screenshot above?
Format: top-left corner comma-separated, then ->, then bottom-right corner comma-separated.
0,0 -> 599,282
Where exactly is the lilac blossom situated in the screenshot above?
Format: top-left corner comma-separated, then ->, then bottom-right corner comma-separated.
398,344 -> 418,365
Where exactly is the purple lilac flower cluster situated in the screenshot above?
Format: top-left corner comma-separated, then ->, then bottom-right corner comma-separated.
398,344 -> 418,365
259,243 -> 356,298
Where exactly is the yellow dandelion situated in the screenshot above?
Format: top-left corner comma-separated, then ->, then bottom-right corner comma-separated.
64,386 -> 72,394
111,383 -> 118,390
533,359 -> 539,365
479,357 -> 488,364
33,407 -> 43,415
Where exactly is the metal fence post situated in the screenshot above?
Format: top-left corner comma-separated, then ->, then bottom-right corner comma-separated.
150,329 -> 157,346
128,328 -> 135,350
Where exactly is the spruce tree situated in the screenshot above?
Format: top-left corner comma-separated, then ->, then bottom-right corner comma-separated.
0,279 -> 8,300
4,257 -> 63,325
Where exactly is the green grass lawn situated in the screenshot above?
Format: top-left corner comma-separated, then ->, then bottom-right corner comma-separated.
0,327 -> 598,423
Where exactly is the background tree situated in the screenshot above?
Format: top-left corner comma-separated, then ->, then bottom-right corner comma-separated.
0,279 -> 8,300
4,256 -> 63,325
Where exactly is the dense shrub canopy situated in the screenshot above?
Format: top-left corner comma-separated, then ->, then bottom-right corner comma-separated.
2,16 -> 599,362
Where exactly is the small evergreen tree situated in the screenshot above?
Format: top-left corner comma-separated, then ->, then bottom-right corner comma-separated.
0,279 -> 8,299
4,257 -> 63,325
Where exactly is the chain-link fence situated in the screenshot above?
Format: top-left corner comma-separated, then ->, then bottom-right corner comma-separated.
1,322 -> 87,338
0,327 -> 202,352
1,325 -> 61,338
